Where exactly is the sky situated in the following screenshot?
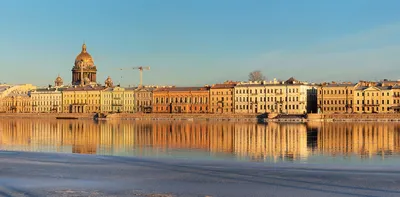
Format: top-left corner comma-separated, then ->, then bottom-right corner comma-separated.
1,0 -> 400,87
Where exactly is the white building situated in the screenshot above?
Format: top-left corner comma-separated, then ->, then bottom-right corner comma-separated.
30,87 -> 64,113
234,77 -> 317,114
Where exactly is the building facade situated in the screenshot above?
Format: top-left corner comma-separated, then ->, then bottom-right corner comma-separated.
0,84 -> 36,113
101,86 -> 135,113
317,83 -> 355,114
152,87 -> 210,113
209,81 -> 237,114
134,86 -> 154,113
1,94 -> 31,113
62,86 -> 104,113
31,88 -> 63,113
353,81 -> 393,113
234,78 -> 317,114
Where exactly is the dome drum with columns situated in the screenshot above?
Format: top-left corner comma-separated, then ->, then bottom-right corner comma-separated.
54,75 -> 63,87
72,43 -> 97,86
105,76 -> 114,87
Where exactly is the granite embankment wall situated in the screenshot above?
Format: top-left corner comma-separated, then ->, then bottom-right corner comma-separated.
0,113 -> 94,119
3,113 -> 400,122
307,113 -> 400,122
0,113 -> 266,122
106,113 -> 265,122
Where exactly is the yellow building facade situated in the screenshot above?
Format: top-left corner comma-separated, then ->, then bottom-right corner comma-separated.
317,83 -> 355,114
353,82 -> 393,113
209,81 -> 237,114
62,86 -> 104,113
101,86 -> 135,113
0,84 -> 36,113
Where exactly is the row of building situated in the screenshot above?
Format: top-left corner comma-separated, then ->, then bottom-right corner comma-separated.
1,43 -> 400,115
0,77 -> 317,114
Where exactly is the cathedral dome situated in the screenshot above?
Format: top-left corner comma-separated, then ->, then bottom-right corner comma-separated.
105,76 -> 113,87
54,74 -> 63,87
55,75 -> 63,83
74,43 -> 95,68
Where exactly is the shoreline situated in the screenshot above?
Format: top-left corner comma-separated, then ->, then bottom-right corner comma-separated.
1,151 -> 400,197
2,112 -> 400,122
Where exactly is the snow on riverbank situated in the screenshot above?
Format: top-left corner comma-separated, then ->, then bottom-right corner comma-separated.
1,151 -> 400,197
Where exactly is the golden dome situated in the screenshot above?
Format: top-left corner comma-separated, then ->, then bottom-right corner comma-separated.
105,76 -> 113,87
55,75 -> 63,83
75,43 -> 95,68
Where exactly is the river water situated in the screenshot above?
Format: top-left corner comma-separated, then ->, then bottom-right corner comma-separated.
0,119 -> 399,166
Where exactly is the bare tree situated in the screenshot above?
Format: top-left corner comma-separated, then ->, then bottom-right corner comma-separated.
248,70 -> 266,81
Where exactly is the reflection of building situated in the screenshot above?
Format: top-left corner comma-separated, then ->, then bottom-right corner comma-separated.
0,119 -> 136,155
234,122 -> 308,162
72,43 -> 97,86
317,122 -> 400,158
234,78 -> 317,114
152,87 -> 210,113
134,86 -> 154,113
210,81 -> 237,114
317,82 -> 355,114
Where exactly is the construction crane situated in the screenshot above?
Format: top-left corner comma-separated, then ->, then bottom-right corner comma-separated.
118,66 -> 150,87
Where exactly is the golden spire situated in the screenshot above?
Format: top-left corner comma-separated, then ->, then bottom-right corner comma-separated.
82,42 -> 87,53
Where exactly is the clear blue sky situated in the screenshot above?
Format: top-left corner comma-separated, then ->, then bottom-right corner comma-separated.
1,0 -> 400,87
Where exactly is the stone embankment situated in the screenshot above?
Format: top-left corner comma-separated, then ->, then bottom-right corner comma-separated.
2,112 -> 400,122
0,113 -> 94,119
105,113 -> 266,122
307,113 -> 400,122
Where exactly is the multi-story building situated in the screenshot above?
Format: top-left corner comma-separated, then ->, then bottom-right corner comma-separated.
317,82 -> 356,114
234,78 -> 317,114
101,86 -> 135,113
62,86 -> 104,113
31,88 -> 64,113
209,81 -> 237,114
134,86 -> 155,113
353,81 -> 393,113
0,84 -> 36,113
1,93 -> 32,113
391,85 -> 400,113
152,86 -> 210,113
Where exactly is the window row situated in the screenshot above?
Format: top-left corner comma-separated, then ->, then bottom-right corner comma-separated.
236,88 -> 300,94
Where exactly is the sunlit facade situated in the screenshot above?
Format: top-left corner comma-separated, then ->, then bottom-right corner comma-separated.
234,78 -> 317,114
317,83 -> 355,114
100,86 -> 135,113
31,88 -> 64,113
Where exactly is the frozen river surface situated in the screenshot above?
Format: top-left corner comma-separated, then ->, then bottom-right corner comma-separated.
1,151 -> 400,197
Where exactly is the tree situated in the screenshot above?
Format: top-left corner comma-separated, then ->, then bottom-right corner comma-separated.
248,70 -> 266,82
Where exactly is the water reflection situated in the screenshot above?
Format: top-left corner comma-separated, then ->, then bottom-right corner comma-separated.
0,119 -> 400,164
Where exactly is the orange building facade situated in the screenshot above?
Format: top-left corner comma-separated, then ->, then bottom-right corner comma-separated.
152,87 -> 210,113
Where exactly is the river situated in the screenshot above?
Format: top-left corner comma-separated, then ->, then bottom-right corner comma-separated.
1,119 -> 399,166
